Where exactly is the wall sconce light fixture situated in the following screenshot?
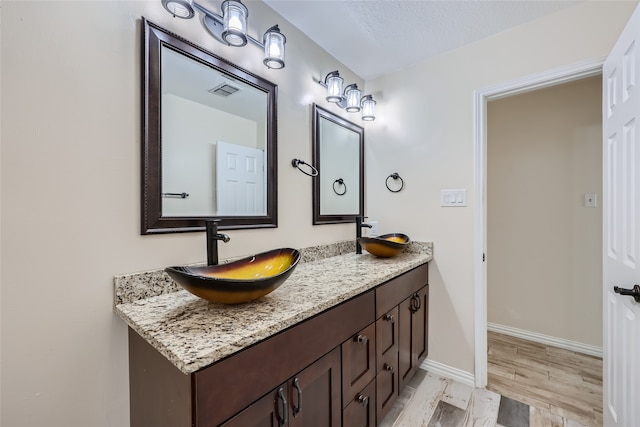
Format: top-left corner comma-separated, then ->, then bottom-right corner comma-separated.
318,71 -> 377,121
161,0 -> 287,69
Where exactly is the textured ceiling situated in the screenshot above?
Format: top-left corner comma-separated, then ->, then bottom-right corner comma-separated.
263,0 -> 582,80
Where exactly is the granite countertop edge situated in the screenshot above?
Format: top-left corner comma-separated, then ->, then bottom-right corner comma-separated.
114,241 -> 433,375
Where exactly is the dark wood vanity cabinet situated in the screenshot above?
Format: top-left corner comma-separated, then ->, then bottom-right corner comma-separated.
127,263 -> 428,427
374,263 -> 429,423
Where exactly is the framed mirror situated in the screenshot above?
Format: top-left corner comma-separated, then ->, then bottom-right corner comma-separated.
312,104 -> 364,224
142,19 -> 278,234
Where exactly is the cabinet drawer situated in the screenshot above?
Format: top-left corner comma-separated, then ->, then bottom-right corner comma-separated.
376,307 -> 398,373
376,355 -> 398,424
375,263 -> 428,318
341,323 -> 376,408
343,379 -> 376,427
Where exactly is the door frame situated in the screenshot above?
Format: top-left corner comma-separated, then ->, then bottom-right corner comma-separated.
472,57 -> 605,388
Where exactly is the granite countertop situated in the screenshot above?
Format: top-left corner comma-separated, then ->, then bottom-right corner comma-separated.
114,241 -> 432,375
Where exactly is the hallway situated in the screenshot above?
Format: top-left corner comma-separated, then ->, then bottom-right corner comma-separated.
487,331 -> 602,426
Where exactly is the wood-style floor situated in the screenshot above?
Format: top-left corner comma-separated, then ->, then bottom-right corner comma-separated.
379,332 -> 603,426
487,331 -> 603,426
379,369 -> 501,427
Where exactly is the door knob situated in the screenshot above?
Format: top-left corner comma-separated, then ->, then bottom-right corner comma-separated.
613,285 -> 640,302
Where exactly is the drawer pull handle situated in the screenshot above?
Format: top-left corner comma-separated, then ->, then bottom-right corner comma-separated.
356,334 -> 369,344
384,363 -> 394,374
357,394 -> 369,407
277,387 -> 288,426
384,314 -> 395,323
292,377 -> 302,416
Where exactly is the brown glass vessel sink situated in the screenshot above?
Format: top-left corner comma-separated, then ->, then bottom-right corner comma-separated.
165,248 -> 301,304
358,233 -> 410,258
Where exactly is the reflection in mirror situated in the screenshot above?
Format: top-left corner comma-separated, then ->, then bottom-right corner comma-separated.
142,19 -> 278,234
312,104 -> 364,224
161,47 -> 267,217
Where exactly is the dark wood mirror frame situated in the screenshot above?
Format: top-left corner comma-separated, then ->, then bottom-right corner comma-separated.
141,18 -> 278,234
312,104 -> 364,224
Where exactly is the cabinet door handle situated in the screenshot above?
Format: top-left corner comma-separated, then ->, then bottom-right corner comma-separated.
409,295 -> 417,313
292,377 -> 302,416
384,363 -> 394,374
357,394 -> 369,407
277,387 -> 288,426
414,293 -> 422,311
356,334 -> 369,344
383,314 -> 395,323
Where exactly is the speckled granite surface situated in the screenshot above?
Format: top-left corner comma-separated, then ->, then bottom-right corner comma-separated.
114,241 -> 432,374
114,240 -> 360,306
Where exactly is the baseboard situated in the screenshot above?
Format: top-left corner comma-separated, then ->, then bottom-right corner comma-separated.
420,358 -> 475,387
487,323 -> 603,358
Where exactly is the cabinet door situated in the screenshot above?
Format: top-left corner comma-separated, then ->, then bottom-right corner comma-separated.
220,385 -> 287,427
342,323 -> 376,406
398,295 -> 414,391
343,380 -> 376,427
413,286 -> 428,366
398,286 -> 429,391
289,347 -> 341,427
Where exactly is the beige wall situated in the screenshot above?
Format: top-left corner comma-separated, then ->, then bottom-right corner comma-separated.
487,76 -> 603,347
2,1 -> 638,425
0,1 -> 363,425
364,1 -> 637,375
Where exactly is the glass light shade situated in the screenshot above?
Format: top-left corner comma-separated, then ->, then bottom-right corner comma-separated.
345,85 -> 362,112
221,0 -> 248,47
263,26 -> 286,69
361,96 -> 376,121
161,0 -> 194,18
326,74 -> 344,103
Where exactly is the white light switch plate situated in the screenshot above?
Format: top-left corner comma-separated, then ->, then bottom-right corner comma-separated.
441,189 -> 467,207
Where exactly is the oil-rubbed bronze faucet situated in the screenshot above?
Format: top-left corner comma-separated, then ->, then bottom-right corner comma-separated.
206,220 -> 230,266
356,216 -> 372,254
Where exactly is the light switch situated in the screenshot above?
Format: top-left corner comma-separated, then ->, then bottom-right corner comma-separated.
441,189 -> 467,207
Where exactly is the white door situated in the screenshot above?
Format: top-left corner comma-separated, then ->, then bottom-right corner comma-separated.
603,4 -> 640,426
216,141 -> 266,216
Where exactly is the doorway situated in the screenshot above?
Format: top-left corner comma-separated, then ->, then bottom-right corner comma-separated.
486,76 -> 603,349
473,59 -> 604,388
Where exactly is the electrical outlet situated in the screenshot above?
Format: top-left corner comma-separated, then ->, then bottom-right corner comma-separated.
585,193 -> 598,208
369,221 -> 379,237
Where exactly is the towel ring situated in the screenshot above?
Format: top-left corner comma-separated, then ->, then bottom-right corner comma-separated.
385,173 -> 404,193
333,178 -> 347,196
291,159 -> 318,177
